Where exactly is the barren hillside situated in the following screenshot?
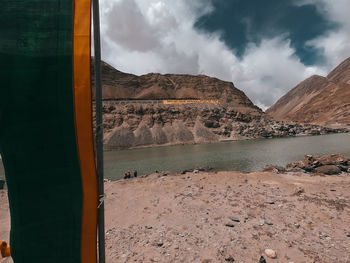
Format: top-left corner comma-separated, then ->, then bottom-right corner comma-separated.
267,58 -> 350,128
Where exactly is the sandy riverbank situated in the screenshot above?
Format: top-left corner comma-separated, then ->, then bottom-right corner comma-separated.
1,170 -> 350,262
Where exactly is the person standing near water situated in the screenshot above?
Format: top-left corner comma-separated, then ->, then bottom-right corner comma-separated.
124,172 -> 128,179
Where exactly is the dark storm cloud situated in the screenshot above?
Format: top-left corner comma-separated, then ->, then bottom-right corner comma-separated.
195,0 -> 338,65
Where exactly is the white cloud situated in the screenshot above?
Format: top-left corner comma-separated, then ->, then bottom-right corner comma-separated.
233,38 -> 326,109
99,0 -> 349,110
297,0 -> 350,68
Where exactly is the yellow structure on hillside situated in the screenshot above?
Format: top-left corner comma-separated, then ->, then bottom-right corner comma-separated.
163,99 -> 221,105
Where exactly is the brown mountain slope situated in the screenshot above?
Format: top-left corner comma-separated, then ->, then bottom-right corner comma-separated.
92,60 -> 260,113
266,57 -> 350,127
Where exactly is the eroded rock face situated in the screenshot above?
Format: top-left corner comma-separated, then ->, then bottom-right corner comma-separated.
100,103 -> 346,149
267,57 -> 350,128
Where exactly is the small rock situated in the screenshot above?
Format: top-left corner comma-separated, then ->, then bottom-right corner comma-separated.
268,201 -> 275,205
294,223 -> 301,229
259,256 -> 267,263
264,220 -> 273,226
146,226 -> 153,229
347,234 -> 350,238
229,217 -> 240,222
264,248 -> 277,259
193,169 -> 199,174
293,187 -> 305,196
330,189 -> 336,192
225,256 -> 235,262
225,223 -> 235,228
156,242 -> 164,247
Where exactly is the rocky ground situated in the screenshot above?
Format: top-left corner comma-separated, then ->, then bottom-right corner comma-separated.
264,154 -> 350,175
100,103 -> 347,149
1,155 -> 350,263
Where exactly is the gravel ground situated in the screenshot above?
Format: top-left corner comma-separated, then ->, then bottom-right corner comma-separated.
1,170 -> 350,262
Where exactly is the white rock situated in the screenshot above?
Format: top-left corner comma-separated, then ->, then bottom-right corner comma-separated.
265,248 -> 277,258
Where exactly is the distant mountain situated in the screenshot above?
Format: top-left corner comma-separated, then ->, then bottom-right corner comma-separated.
266,57 -> 350,128
91,59 -> 261,114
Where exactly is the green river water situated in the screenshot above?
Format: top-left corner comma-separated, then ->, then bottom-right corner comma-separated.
1,133 -> 350,182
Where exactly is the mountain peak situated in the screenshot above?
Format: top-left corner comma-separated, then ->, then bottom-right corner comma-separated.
266,57 -> 350,127
91,59 -> 261,113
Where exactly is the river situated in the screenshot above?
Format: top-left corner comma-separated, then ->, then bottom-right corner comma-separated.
1,133 -> 350,182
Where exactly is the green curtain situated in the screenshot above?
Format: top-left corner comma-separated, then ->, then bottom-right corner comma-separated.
0,1 -> 84,262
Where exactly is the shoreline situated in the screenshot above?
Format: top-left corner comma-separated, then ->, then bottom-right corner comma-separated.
104,131 -> 349,151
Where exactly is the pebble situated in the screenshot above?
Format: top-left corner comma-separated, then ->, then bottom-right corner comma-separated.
259,256 -> 267,263
229,217 -> 240,222
347,234 -> 350,238
264,220 -> 273,226
225,256 -> 235,262
293,187 -> 305,196
294,223 -> 301,229
264,248 -> 277,259
225,223 -> 235,228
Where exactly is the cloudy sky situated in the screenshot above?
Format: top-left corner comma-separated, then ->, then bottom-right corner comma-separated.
99,0 -> 350,110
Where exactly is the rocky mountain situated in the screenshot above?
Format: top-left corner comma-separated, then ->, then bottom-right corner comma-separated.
101,102 -> 344,149
266,57 -> 350,128
91,59 -> 346,149
91,60 -> 260,113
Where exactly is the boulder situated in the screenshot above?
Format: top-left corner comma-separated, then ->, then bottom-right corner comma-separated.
318,154 -> 348,166
338,165 -> 349,172
315,165 -> 341,175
